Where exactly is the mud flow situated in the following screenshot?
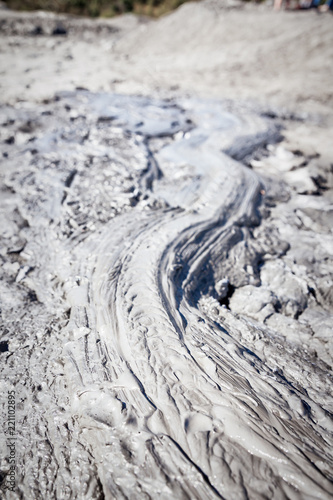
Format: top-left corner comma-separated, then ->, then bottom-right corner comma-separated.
0,91 -> 332,499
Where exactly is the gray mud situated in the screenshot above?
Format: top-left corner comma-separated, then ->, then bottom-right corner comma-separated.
0,91 -> 332,499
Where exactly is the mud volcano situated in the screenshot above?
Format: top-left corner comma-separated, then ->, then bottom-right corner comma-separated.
0,91 -> 333,499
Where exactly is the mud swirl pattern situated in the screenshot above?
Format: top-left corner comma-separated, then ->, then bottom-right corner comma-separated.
0,92 -> 332,499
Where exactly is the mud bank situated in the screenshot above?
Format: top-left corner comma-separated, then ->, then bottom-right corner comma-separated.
1,1 -> 333,116
0,91 -> 332,499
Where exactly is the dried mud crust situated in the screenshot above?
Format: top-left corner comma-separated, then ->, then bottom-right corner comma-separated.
0,91 -> 333,499
211,120 -> 333,367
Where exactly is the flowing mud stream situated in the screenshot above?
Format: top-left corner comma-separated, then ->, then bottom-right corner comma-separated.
0,92 -> 332,499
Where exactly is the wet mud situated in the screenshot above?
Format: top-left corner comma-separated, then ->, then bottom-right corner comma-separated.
0,91 -> 333,499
